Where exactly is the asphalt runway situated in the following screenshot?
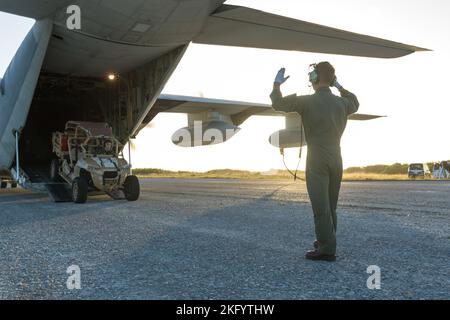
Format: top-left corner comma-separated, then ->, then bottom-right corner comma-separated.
0,179 -> 449,300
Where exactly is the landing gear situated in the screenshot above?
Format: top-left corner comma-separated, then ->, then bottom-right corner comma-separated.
72,176 -> 88,204
123,175 -> 140,201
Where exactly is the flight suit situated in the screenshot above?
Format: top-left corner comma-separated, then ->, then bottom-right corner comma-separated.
270,86 -> 359,255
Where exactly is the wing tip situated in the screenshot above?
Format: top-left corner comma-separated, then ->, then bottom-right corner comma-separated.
407,46 -> 432,53
417,47 -> 433,52
349,114 -> 387,121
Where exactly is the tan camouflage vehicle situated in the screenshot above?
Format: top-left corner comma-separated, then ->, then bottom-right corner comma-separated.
51,121 -> 139,203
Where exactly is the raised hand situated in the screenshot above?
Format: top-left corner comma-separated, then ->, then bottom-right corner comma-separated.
274,68 -> 290,85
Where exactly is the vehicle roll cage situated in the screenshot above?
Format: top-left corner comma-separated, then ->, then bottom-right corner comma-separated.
53,122 -> 125,166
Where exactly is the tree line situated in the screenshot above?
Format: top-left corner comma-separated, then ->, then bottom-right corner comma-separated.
344,163 -> 437,175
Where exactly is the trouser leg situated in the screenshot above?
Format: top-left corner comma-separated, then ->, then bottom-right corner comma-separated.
306,168 -> 336,255
328,160 -> 343,233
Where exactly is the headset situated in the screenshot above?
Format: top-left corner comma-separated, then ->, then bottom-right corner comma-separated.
308,62 -> 337,87
308,63 -> 319,84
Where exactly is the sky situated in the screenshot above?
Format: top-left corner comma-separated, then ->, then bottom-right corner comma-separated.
1,0 -> 449,172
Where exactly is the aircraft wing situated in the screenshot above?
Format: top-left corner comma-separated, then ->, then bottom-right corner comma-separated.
0,2 -> 428,59
141,94 -> 384,148
149,94 -> 383,126
0,0 -> 68,19
156,94 -> 278,116
194,4 -> 429,58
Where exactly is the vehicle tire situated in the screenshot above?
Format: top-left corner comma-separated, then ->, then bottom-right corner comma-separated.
50,159 -> 60,182
123,175 -> 140,201
0,181 -> 6,189
11,182 -> 17,188
72,177 -> 88,204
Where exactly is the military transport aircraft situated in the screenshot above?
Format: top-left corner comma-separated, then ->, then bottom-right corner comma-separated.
0,0 -> 428,201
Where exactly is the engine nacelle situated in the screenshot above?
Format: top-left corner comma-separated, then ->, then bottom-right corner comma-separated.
269,113 -> 305,149
172,111 -> 241,147
269,129 -> 306,149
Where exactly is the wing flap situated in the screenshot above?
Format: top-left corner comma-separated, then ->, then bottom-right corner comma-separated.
194,5 -> 429,58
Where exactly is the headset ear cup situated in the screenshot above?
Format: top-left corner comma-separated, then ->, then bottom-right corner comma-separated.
309,63 -> 319,84
309,70 -> 319,84
314,66 -> 320,84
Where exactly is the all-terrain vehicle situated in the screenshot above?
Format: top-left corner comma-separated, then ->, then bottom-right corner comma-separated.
51,121 -> 140,203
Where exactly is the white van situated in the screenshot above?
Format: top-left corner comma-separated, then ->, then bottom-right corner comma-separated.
408,163 -> 431,179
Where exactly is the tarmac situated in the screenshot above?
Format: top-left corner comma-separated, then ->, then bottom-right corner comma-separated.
0,178 -> 449,299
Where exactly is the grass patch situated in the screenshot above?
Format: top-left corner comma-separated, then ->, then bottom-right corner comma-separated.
133,168 -> 419,181
342,173 -> 409,181
134,168 -> 293,180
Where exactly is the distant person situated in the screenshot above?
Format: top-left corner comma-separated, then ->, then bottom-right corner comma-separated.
101,140 -> 114,155
433,163 -> 440,179
270,62 -> 359,262
444,161 -> 450,178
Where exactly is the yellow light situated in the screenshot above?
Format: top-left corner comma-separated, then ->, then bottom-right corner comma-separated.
107,74 -> 116,81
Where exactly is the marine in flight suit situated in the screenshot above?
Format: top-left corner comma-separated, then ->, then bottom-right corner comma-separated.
270,62 -> 359,261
